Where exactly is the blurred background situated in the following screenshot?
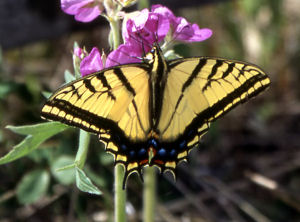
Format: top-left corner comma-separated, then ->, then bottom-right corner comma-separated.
0,0 -> 299,221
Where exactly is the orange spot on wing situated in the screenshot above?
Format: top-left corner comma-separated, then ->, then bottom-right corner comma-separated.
154,160 -> 164,165
140,159 -> 148,165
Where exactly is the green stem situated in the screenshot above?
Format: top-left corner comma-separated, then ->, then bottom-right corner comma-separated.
109,17 -> 121,50
108,14 -> 126,222
115,164 -> 126,222
75,130 -> 90,169
143,166 -> 156,222
138,0 -> 149,9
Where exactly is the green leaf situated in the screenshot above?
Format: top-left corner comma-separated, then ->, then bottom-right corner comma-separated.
42,91 -> 52,99
64,70 -> 75,83
75,167 -> 102,195
51,156 -> 75,185
0,122 -> 69,165
16,169 -> 50,204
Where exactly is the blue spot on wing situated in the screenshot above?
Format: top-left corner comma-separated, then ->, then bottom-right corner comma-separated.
148,138 -> 158,148
129,150 -> 135,158
170,149 -> 176,157
158,148 -> 166,157
179,140 -> 186,149
121,144 -> 127,151
138,148 -> 147,157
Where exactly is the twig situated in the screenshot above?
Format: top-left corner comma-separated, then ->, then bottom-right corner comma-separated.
164,174 -> 217,222
202,175 -> 272,222
0,189 -> 16,203
156,203 -> 181,222
245,170 -> 300,213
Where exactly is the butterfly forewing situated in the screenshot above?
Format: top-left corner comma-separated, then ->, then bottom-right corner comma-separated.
153,57 -> 270,168
42,65 -> 151,141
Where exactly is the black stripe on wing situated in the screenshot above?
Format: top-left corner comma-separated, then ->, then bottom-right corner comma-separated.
114,68 -> 136,96
160,59 -> 207,134
150,71 -> 269,174
42,99 -> 123,135
190,73 -> 270,127
150,58 -> 270,174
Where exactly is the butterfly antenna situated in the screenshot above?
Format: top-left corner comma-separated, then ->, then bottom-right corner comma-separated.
154,14 -> 160,44
139,34 -> 147,58
105,47 -> 144,66
134,28 -> 152,56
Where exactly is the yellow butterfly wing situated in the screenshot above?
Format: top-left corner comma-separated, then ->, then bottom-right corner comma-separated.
152,58 -> 270,172
41,65 -> 152,175
41,45 -> 270,185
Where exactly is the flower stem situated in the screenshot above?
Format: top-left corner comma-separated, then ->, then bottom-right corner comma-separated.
115,164 -> 126,222
75,130 -> 90,168
108,14 -> 126,222
143,166 -> 156,222
109,17 -> 121,50
138,0 -> 149,9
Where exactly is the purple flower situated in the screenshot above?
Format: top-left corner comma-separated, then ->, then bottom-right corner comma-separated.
107,4 -> 212,66
173,18 -> 212,42
106,43 -> 141,68
107,6 -> 170,66
123,4 -> 212,46
80,47 -> 104,76
123,8 -> 170,52
61,0 -> 102,22
73,46 -> 87,60
151,4 -> 212,42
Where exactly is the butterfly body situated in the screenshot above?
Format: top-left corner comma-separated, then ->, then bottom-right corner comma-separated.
42,45 -> 270,185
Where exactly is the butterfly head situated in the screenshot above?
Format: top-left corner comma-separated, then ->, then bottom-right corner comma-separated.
145,44 -> 165,65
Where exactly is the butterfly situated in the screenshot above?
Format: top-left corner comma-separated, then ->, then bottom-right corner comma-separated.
41,44 -> 270,186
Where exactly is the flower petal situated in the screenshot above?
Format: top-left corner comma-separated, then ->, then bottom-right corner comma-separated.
151,4 -> 213,43
189,26 -> 213,42
61,0 -> 101,22
80,47 -> 103,76
73,46 -> 87,59
173,17 -> 212,42
151,4 -> 176,24
147,13 -> 170,42
124,10 -> 169,52
106,44 -> 141,68
123,8 -> 149,42
61,0 -> 92,14
74,6 -> 101,22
